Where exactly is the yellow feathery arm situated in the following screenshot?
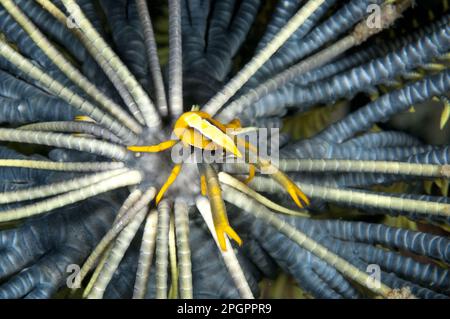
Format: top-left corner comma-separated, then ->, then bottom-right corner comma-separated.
203,164 -> 242,251
128,140 -> 178,153
156,164 -> 182,204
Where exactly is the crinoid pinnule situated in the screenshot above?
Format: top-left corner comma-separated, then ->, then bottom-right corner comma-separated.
0,0 -> 449,299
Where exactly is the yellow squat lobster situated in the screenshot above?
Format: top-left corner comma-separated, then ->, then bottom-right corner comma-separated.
127,110 -> 310,250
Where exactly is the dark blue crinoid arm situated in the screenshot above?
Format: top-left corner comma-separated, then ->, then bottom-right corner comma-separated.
99,0 -> 150,92
0,146 -> 52,190
182,0 -> 261,82
246,23 -> 450,119
249,0 -> 382,89
0,146 -> 126,299
15,0 -> 115,94
0,71 -> 79,124
244,215 -> 449,298
0,193 -> 123,299
315,70 -> 450,144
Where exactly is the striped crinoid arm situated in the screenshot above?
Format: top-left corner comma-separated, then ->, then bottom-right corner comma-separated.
0,168 -> 129,204
133,210 -> 158,299
135,0 -> 168,117
0,128 -> 128,160
82,189 -> 147,298
0,170 -> 142,223
61,0 -> 161,129
87,207 -> 150,299
225,159 -> 450,179
19,121 -> 123,144
216,1 -> 412,121
173,200 -> 193,299
277,159 -> 450,178
196,197 -> 254,299
0,159 -> 124,171
168,207 -> 178,298
218,172 -> 309,217
202,0 -> 330,116
0,40 -> 137,143
167,0 -> 184,119
34,0 -> 145,125
77,187 -> 157,286
221,185 -> 394,298
1,0 -> 143,135
249,177 -> 450,220
155,200 -> 171,299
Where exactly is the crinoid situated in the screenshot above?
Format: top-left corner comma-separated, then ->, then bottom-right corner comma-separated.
0,0 -> 448,299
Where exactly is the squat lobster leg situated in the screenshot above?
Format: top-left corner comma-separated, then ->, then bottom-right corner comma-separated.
202,164 -> 242,251
156,164 -> 182,204
128,140 -> 178,153
235,136 -> 310,208
257,158 -> 310,208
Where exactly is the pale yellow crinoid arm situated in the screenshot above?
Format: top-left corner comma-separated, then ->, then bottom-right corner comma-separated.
203,165 -> 242,251
156,164 -> 182,204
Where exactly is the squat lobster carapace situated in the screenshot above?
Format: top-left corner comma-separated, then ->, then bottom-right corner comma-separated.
127,110 -> 310,250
